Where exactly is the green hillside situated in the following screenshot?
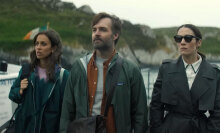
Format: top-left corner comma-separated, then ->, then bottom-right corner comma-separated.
0,0 -> 156,56
0,0 -> 93,55
1,0 -> 220,58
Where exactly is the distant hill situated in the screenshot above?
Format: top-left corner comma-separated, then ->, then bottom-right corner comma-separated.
0,0 -> 155,51
1,0 -> 220,67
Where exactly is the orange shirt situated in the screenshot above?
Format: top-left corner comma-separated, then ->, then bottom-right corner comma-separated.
87,50 -> 116,133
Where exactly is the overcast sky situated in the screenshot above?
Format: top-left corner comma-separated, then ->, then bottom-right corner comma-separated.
62,0 -> 220,28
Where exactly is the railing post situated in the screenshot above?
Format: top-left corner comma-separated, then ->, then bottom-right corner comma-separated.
147,69 -> 150,106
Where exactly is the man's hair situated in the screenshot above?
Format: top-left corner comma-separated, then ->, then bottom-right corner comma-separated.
92,12 -> 122,45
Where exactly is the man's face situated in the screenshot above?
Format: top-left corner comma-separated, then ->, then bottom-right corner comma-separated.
92,18 -> 117,51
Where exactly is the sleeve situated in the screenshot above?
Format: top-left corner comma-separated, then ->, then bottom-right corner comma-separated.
149,64 -> 165,133
60,69 -> 69,99
59,64 -> 77,133
8,68 -> 24,103
206,70 -> 220,133
130,66 -> 148,133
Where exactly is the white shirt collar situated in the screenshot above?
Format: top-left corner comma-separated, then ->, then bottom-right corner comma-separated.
183,54 -> 202,73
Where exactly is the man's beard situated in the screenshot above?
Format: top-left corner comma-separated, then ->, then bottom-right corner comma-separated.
93,38 -> 113,51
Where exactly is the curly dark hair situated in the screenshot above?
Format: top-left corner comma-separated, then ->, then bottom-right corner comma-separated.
30,29 -> 62,81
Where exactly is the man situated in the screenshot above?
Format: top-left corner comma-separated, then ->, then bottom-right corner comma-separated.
59,12 -> 148,133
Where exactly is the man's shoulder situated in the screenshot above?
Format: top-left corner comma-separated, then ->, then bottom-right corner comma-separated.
72,53 -> 92,65
72,58 -> 82,66
70,57 -> 86,72
121,58 -> 141,73
122,58 -> 138,67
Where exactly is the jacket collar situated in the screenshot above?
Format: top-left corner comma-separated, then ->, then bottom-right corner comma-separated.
183,54 -> 202,74
167,55 -> 215,104
80,53 -> 93,74
29,65 -> 61,93
167,56 -> 192,106
79,52 -> 119,74
190,57 -> 215,103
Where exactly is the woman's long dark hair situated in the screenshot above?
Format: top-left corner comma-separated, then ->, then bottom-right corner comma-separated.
30,29 -> 62,81
177,24 -> 202,40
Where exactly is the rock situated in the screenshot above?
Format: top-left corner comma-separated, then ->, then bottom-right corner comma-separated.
62,46 -> 87,64
118,46 -> 139,64
55,1 -> 76,11
164,35 -> 177,53
134,49 -> 177,65
139,25 -> 156,39
78,5 -> 94,14
203,31 -> 218,39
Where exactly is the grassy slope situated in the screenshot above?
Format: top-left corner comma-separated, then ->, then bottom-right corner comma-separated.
0,0 -> 156,56
0,0 -> 220,56
0,0 -> 93,55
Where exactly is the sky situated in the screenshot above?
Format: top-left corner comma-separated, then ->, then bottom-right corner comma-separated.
61,0 -> 220,29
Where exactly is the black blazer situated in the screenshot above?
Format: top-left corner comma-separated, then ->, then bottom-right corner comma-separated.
150,55 -> 220,133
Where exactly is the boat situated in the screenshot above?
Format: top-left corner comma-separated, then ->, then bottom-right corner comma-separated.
0,61 -> 20,126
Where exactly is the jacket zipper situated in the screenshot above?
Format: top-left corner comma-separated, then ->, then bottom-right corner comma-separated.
31,81 -> 36,133
79,58 -> 90,116
38,78 -> 59,133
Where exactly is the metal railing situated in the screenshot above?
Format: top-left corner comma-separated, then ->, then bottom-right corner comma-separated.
141,68 -> 158,106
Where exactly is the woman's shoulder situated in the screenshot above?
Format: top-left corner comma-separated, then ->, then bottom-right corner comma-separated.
201,58 -> 219,70
60,67 -> 69,76
161,59 -> 178,68
162,59 -> 175,64
210,63 -> 220,72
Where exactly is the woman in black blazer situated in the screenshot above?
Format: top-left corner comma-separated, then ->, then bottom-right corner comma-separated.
149,24 -> 220,133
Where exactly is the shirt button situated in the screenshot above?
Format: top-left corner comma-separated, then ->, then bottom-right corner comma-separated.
94,82 -> 96,84
91,96 -> 93,98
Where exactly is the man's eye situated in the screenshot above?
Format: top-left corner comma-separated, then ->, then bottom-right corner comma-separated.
100,28 -> 107,32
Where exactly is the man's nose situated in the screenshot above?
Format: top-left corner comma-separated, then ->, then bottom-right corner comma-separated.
94,30 -> 101,36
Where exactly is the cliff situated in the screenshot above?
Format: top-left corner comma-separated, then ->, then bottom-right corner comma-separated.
1,0 -> 220,68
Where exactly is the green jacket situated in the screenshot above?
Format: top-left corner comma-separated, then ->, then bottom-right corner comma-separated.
60,53 -> 148,133
9,67 -> 69,133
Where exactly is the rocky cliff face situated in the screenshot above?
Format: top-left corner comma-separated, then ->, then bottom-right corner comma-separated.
30,0 -> 94,14
1,1 -> 220,67
78,5 -> 94,14
1,34 -> 220,69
